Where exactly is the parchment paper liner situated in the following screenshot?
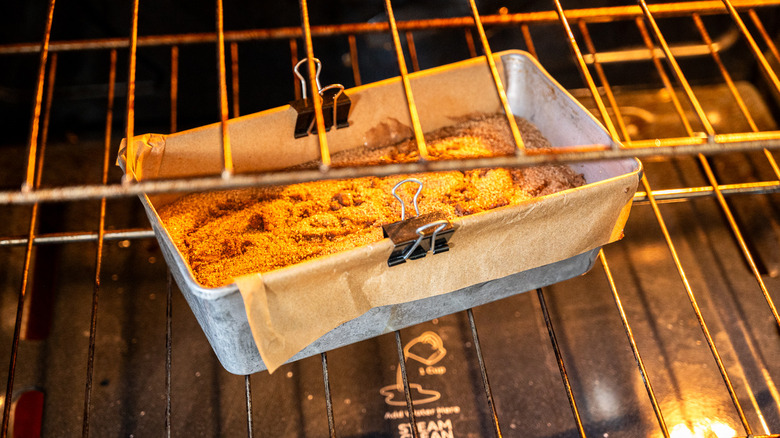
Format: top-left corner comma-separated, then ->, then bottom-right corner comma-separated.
119,50 -> 640,372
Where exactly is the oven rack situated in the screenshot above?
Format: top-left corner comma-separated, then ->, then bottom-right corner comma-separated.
2,1 -> 780,205
1,0 -> 780,436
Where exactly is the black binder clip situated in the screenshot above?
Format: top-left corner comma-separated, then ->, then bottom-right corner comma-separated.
382,179 -> 456,267
290,58 -> 351,138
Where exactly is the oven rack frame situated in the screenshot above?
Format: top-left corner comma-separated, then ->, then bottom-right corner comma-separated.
2,0 -> 780,437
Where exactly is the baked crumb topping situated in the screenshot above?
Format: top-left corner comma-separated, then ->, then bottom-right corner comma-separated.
159,114 -> 585,287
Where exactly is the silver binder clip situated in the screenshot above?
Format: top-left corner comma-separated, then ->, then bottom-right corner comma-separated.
290,58 -> 351,138
382,179 -> 456,267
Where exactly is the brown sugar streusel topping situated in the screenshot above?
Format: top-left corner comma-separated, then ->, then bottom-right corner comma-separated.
159,114 -> 585,288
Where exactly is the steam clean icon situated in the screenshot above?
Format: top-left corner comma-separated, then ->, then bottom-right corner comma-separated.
379,331 -> 447,406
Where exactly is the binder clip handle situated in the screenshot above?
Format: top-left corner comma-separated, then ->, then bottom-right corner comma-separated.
293,57 -> 322,99
319,84 -> 344,130
391,178 -> 423,220
402,220 -> 450,261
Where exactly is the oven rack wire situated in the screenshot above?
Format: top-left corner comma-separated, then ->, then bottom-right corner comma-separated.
1,0 -> 780,436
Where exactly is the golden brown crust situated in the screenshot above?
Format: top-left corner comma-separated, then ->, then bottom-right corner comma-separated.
159,114 -> 585,288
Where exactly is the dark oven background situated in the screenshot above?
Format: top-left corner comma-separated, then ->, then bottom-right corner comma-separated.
2,1 -> 780,437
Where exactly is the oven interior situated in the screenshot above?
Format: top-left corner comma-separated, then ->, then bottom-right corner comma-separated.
2,1 -> 780,436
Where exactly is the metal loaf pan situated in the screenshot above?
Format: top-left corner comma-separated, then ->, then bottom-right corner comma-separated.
123,50 -> 641,374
